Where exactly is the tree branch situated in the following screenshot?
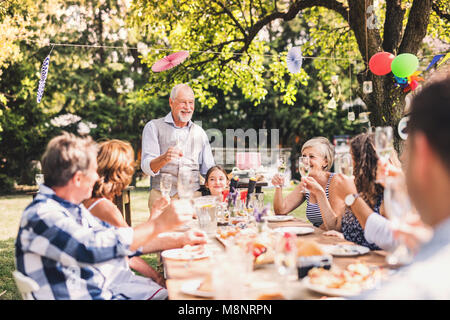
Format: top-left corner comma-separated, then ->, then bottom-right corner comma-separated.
382,0 -> 405,53
398,0 -> 433,54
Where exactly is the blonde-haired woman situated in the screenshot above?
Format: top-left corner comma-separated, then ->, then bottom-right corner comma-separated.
272,137 -> 346,230
83,139 -> 206,287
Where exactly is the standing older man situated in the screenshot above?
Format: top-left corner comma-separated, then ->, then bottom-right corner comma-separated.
15,132 -> 194,299
141,83 -> 215,212
356,69 -> 450,299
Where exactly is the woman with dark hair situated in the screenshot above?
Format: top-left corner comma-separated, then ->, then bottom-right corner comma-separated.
340,132 -> 387,250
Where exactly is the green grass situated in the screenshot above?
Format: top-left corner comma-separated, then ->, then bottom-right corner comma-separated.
0,179 -> 305,300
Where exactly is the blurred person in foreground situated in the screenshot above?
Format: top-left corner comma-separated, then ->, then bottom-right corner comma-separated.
83,139 -> 207,288
15,132 -> 194,299
355,68 -> 450,299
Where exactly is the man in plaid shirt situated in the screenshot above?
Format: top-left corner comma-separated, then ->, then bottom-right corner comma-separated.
15,132 -> 194,299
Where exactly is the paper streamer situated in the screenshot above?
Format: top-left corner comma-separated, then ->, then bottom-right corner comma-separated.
37,55 -> 51,103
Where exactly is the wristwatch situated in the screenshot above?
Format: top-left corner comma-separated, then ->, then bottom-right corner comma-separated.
345,193 -> 360,206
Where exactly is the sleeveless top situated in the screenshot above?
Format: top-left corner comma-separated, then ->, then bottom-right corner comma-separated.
341,194 -> 383,250
305,173 -> 334,228
86,197 -> 107,211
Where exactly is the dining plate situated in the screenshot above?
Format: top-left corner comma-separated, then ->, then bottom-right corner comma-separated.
320,244 -> 370,257
180,279 -> 214,298
262,215 -> 294,222
273,226 -> 314,235
302,276 -> 361,297
161,248 -> 210,261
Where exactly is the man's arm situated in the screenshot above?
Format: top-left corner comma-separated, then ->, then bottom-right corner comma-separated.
141,121 -> 162,177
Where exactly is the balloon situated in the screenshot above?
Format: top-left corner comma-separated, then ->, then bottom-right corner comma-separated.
369,52 -> 395,75
391,53 -> 419,78
394,75 -> 407,85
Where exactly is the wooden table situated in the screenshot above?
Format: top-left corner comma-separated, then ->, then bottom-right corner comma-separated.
163,218 -> 392,300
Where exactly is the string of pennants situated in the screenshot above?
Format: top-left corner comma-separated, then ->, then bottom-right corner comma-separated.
33,39 -> 449,107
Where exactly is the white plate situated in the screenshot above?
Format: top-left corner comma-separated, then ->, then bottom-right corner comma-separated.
180,279 -> 214,298
302,276 -> 361,297
320,244 -> 370,257
273,226 -> 314,235
161,248 -> 210,261
262,215 -> 294,222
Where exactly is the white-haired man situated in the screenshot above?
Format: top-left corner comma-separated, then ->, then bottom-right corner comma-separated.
141,83 -> 215,212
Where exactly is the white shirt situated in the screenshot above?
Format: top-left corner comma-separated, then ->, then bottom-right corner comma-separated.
364,212 -> 398,251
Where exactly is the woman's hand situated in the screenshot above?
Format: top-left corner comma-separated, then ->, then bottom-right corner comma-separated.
271,174 -> 285,188
150,195 -> 170,220
301,176 -> 325,196
333,173 -> 357,198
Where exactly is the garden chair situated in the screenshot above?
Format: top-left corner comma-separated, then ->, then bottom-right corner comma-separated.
12,270 -> 39,300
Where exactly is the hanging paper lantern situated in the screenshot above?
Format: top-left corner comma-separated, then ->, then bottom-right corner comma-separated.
369,52 -> 395,75
286,47 -> 303,74
37,56 -> 51,103
327,97 -> 337,109
151,50 -> 189,72
391,53 -> 419,78
348,111 -> 355,121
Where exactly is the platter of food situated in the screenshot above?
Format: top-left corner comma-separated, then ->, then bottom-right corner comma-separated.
320,244 -> 370,257
302,262 -> 387,297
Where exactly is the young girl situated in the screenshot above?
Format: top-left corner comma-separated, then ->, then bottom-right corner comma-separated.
204,165 -> 230,198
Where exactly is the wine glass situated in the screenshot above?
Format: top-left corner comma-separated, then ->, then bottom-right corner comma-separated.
334,152 -> 353,177
177,167 -> 196,200
298,156 -> 311,193
35,174 -> 44,186
384,175 -> 414,266
274,232 -> 298,283
275,154 -> 287,188
160,173 -> 172,201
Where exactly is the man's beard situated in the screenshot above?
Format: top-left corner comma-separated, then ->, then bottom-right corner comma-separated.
178,111 -> 192,123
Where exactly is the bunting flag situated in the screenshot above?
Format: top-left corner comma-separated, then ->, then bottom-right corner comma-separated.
425,54 -> 444,71
36,55 -> 51,103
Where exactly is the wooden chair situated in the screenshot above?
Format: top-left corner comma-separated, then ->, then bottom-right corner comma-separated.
12,271 -> 39,300
113,186 -> 134,226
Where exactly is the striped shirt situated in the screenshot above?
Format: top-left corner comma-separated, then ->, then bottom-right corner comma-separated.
305,173 -> 334,227
15,184 -> 167,300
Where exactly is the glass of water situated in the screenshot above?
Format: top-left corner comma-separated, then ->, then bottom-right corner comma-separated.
193,196 -> 219,237
298,156 -> 311,193
160,173 -> 172,200
375,126 -> 394,183
177,167 -> 196,200
274,232 -> 298,282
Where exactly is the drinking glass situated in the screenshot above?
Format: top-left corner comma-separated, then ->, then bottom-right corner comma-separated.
275,154 -> 287,188
384,175 -> 414,266
35,174 -> 44,186
274,232 -> 298,282
177,167 -> 196,200
334,152 -> 353,177
160,173 -> 172,200
193,196 -> 218,237
298,156 -> 311,193
375,126 -> 394,162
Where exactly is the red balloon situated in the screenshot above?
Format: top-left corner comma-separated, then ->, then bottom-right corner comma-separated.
369,52 -> 395,76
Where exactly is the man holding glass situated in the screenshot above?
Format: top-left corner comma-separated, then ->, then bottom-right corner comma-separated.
141,83 -> 215,213
355,69 -> 450,299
